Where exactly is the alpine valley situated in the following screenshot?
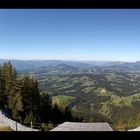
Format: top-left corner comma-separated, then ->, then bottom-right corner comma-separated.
1,59 -> 140,130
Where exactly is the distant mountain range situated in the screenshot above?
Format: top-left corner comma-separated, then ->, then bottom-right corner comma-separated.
0,59 -> 92,71
1,59 -> 140,73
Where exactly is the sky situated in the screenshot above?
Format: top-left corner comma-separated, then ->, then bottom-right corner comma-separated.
0,9 -> 140,62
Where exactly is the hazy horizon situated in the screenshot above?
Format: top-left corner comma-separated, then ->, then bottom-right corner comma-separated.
0,58 -> 139,63
1,9 -> 140,62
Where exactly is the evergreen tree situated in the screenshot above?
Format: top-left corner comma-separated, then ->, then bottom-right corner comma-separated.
21,76 -> 40,123
1,61 -> 17,108
7,79 -> 23,121
0,66 -> 4,107
32,80 -> 40,121
0,62 -> 23,121
40,92 -> 52,123
51,104 -> 62,124
63,106 -> 73,121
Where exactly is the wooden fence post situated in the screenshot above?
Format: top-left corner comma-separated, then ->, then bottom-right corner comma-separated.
16,122 -> 17,131
31,121 -> 33,131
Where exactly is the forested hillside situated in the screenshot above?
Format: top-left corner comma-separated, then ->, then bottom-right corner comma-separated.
2,60 -> 140,130
36,72 -> 140,130
10,60 -> 140,131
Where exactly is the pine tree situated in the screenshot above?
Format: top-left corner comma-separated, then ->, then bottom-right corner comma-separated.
32,80 -> 40,121
0,62 -> 23,121
63,106 -> 73,122
7,79 -> 23,121
1,61 -> 17,108
0,66 -> 4,107
21,76 -> 40,123
40,92 -> 52,123
51,104 -> 62,124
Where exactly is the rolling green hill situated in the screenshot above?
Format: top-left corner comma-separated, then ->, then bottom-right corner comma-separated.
31,71 -> 140,130
35,67 -> 140,130
2,59 -> 140,130
52,95 -> 76,109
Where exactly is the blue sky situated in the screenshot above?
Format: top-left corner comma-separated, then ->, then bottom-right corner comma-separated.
0,9 -> 140,62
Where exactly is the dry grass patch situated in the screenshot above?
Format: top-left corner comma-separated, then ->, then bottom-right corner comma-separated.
0,126 -> 13,131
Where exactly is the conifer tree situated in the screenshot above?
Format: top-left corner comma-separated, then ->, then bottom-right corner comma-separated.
0,66 -> 3,107
40,91 -> 52,123
0,62 -> 23,120
1,61 -> 17,108
7,79 -> 23,121
21,76 -> 40,123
